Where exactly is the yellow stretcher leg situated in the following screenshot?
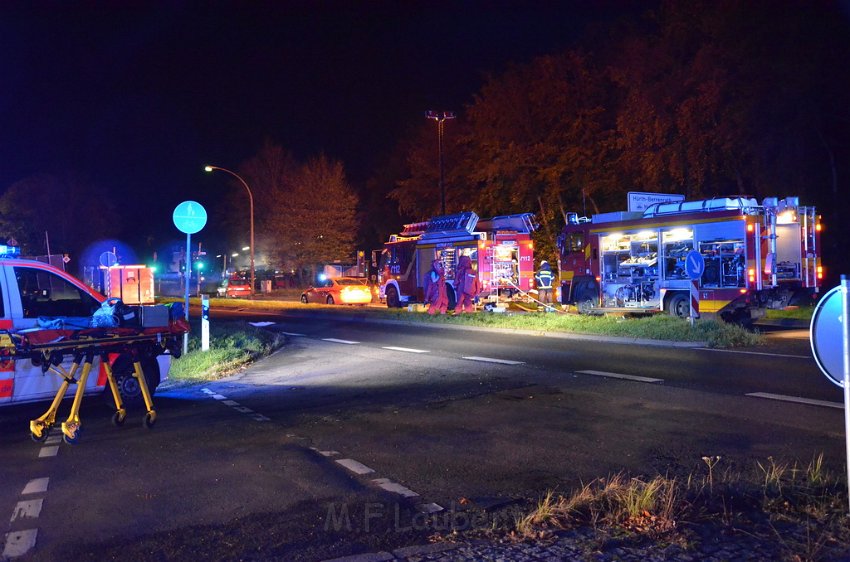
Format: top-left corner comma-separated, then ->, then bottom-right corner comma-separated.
30,360 -> 81,442
133,360 -> 157,428
60,354 -> 95,445
101,356 -> 127,427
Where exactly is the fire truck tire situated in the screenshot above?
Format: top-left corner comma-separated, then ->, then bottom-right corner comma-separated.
326,296 -> 335,305
104,356 -> 160,409
300,295 -> 308,304
667,293 -> 689,318
577,296 -> 595,315
385,286 -> 401,308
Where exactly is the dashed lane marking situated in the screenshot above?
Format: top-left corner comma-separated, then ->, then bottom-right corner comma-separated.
372,478 -> 420,498
233,406 -> 254,413
44,435 -> 61,445
335,459 -> 375,475
211,394 -> 227,400
21,478 -> 49,495
281,331 -> 306,337
322,338 -> 360,345
746,392 -> 842,410
576,370 -> 664,384
38,446 -> 59,458
222,400 -> 239,406
251,414 -> 271,422
418,503 -> 444,514
462,356 -> 524,365
2,529 -> 38,558
11,499 -> 43,522
698,348 -> 810,359
381,346 -> 429,354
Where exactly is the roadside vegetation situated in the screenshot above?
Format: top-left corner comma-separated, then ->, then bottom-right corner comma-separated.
165,319 -> 284,384
766,305 -> 816,322
510,454 -> 849,561
193,295 -> 760,348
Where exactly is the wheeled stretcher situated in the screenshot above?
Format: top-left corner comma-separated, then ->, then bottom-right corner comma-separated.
1,324 -> 187,445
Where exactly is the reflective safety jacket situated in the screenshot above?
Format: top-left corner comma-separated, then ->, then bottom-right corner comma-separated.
535,267 -> 554,289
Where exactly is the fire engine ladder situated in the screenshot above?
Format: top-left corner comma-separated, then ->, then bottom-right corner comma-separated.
8,331 -> 172,445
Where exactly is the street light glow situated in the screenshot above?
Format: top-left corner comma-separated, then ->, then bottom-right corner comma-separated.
205,164 -> 256,295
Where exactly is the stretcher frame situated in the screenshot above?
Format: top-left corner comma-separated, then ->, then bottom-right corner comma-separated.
1,326 -> 186,445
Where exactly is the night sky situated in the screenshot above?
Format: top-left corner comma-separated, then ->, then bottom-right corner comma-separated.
0,1 -> 640,254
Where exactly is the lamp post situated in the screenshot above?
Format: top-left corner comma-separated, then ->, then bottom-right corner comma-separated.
204,165 -> 255,295
425,110 -> 455,215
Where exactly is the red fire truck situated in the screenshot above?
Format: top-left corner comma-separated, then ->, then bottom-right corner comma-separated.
557,196 -> 822,323
378,212 -> 536,308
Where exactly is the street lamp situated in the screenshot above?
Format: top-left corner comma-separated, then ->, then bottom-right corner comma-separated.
204,165 -> 255,295
425,110 -> 455,215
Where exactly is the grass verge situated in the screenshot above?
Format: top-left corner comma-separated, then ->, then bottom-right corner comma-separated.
166,296 -> 761,348
166,319 -> 284,384
510,454 -> 849,560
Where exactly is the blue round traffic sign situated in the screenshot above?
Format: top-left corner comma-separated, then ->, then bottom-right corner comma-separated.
173,201 -> 207,234
810,286 -> 846,388
685,250 -> 705,280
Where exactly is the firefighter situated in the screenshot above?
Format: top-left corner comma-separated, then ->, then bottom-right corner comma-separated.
454,254 -> 480,314
535,260 -> 554,306
425,259 -> 448,315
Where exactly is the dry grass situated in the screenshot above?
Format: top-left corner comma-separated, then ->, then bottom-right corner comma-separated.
513,454 -> 849,560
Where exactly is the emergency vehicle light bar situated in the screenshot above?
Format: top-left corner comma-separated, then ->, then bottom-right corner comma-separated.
0,245 -> 21,258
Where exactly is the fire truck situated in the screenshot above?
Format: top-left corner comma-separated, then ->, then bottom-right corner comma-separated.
556,196 -> 822,323
378,212 -> 536,308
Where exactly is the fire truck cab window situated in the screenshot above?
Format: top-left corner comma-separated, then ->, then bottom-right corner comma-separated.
568,233 -> 583,253
15,267 -> 100,318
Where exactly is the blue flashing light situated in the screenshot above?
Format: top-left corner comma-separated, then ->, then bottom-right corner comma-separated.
318,273 -> 327,282
0,245 -> 21,258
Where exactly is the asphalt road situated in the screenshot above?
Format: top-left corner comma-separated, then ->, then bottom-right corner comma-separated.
0,312 -> 844,561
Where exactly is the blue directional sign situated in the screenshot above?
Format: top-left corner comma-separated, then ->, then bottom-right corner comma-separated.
685,250 -> 705,280
173,201 -> 207,234
811,286 -> 846,388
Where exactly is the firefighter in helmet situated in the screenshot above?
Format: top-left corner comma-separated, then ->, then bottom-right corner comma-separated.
535,260 -> 555,306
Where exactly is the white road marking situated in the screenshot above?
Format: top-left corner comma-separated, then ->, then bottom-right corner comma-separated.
746,392 -> 843,410
222,400 -> 239,406
44,435 -> 62,445
462,356 -> 524,365
322,338 -> 360,345
2,529 -> 38,558
371,478 -> 419,498
233,406 -> 254,414
21,478 -> 49,495
281,331 -> 306,337
418,503 -> 444,514
698,348 -> 810,359
335,458 -> 375,475
319,450 -> 339,457
576,370 -> 663,384
382,346 -> 429,354
211,394 -> 227,400
11,499 -> 43,522
200,388 -> 214,394
252,415 -> 271,422
249,321 -> 276,327
38,446 -> 59,458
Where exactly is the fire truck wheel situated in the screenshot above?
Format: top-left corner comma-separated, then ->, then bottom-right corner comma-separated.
300,294 -> 308,304
326,295 -> 335,305
577,296 -> 595,315
385,286 -> 401,308
667,293 -> 689,318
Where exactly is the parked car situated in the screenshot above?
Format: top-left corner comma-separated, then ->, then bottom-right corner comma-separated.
217,278 -> 252,298
301,277 -> 372,305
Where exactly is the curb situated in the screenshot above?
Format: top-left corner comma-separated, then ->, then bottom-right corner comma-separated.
267,308 -> 709,349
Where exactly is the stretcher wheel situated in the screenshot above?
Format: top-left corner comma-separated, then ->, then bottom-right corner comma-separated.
31,429 -> 49,443
111,411 -> 126,427
63,429 -> 81,445
143,412 -> 156,429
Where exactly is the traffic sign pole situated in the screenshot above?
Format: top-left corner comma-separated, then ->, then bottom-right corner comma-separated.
183,232 -> 191,356
173,201 -> 208,358
842,275 -> 850,514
